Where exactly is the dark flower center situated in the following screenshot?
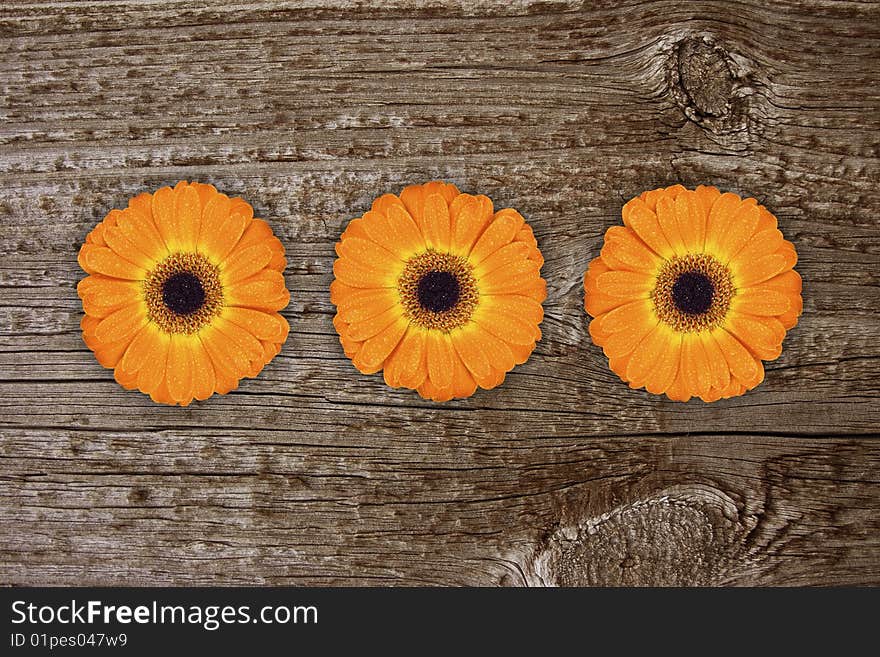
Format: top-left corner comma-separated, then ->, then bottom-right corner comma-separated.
672,271 -> 714,315
162,272 -> 206,315
417,270 -> 460,313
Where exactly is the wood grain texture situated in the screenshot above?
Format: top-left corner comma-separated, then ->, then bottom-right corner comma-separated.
1,0 -> 878,586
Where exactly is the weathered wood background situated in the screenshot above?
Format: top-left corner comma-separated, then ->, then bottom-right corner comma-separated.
1,0 -> 878,586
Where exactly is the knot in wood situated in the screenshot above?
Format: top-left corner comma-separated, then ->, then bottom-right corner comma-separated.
668,36 -> 751,136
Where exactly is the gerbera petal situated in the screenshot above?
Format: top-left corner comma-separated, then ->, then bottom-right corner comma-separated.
473,304 -> 537,346
761,269 -> 803,295
712,329 -> 760,386
665,367 -> 692,402
80,245 -> 147,280
360,210 -> 416,258
716,202 -> 759,263
119,323 -> 160,375
400,183 -> 427,228
469,210 -> 524,265
593,298 -> 654,336
199,209 -> 248,263
384,205 -> 426,256
227,270 -> 291,311
337,236 -> 404,272
136,331 -> 170,395
334,287 -> 399,325
622,197 -> 674,259
699,332 -> 731,391
451,195 -> 492,256
627,325 -> 680,394
94,303 -> 147,345
352,317 -> 408,374
221,243 -> 274,284
674,190 -> 707,252
451,352 -> 478,398
174,182 -> 202,252
735,251 -> 797,288
681,334 -> 712,398
225,307 -> 289,343
601,302 -> 659,358
595,270 -> 653,298
732,288 -> 792,316
705,193 -> 750,256
78,277 -> 141,318
185,335 -> 215,401
200,192 -> 232,239
213,317 -> 264,363
655,196 -> 688,256
726,314 -> 784,361
345,305 -> 402,342
332,257 -> 395,289
150,186 -> 177,251
480,295 -> 544,327
117,207 -> 168,262
480,266 -> 543,297
584,258 -> 628,316
199,328 -> 242,383
422,193 -> 452,253
165,335 -> 194,404
601,226 -> 661,274
426,332 -> 455,392
475,242 -> 531,279
384,327 -> 426,389
450,326 -> 492,383
729,228 -> 784,269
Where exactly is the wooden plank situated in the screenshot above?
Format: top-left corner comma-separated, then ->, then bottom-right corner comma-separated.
0,0 -> 878,585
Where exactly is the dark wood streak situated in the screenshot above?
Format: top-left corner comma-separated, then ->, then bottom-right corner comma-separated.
0,0 -> 878,586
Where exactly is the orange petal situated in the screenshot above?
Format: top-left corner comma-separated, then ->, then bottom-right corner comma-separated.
422,193 -> 452,253
345,305 -> 402,342
584,258 -> 628,317
119,324 -> 161,375
473,304 -> 537,346
665,367 -> 692,402
426,331 -> 455,392
627,326 -> 680,394
475,242 -> 531,277
451,195 -> 492,256
655,196 -> 688,256
699,332 -> 731,391
225,307 -> 289,343
200,192 -> 232,239
338,236 -> 403,272
732,288 -> 791,316
213,317 -> 264,363
384,327 -> 427,389
680,334 -> 712,398
360,209 -> 422,259
117,207 -> 167,262
712,329 -> 760,386
729,228 -> 784,269
189,336 -> 217,401
221,243 -> 274,284
150,186 -> 177,251
600,226 -> 661,274
451,351 -> 477,398
451,326 -> 492,383
227,270 -> 289,308
593,298 -> 654,335
199,327 -> 242,383
622,198 -> 674,259
399,184 -> 427,228
333,287 -> 399,325
352,317 -> 408,373
469,210 -> 524,265
201,206 -> 249,264
717,202 -> 760,262
735,251 -> 797,288
705,193 -> 749,256
332,256 -> 396,289
94,303 -> 147,345
136,330 -> 170,395
726,314 -> 784,361
480,259 -> 542,294
595,270 -> 653,298
173,183 -> 201,251
674,190 -> 707,252
600,309 -> 658,360
81,245 -> 147,280
481,295 -> 544,327
165,335 -> 194,404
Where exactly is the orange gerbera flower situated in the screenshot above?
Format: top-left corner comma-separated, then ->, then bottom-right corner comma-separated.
331,181 -> 546,401
584,184 -> 802,402
77,181 -> 290,405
